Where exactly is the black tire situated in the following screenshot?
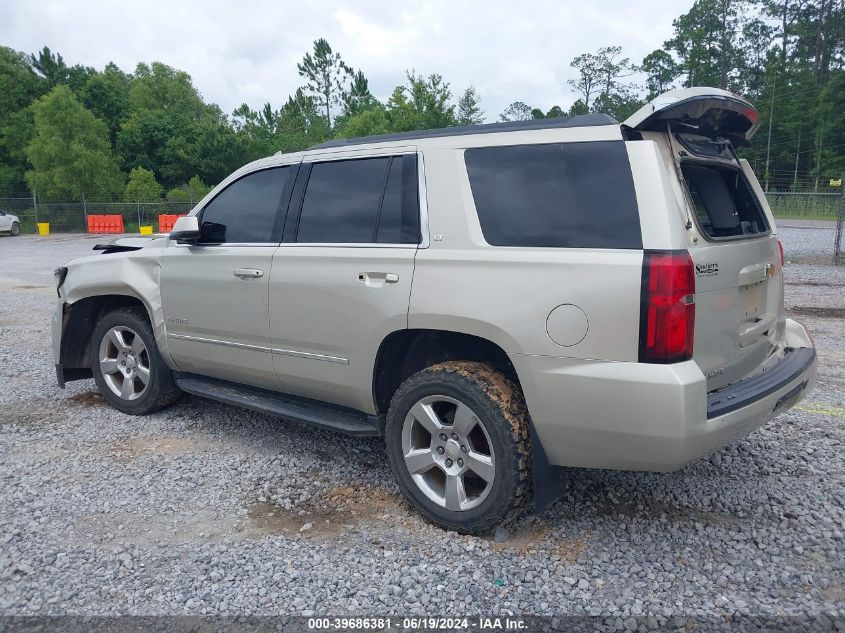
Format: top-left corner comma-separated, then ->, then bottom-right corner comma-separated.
90,307 -> 181,415
385,361 -> 531,534
10,222 -> 20,236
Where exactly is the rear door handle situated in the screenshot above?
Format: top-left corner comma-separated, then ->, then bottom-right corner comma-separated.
358,272 -> 399,287
233,268 -> 264,279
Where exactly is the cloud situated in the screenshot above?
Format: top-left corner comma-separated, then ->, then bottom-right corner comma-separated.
0,0 -> 692,121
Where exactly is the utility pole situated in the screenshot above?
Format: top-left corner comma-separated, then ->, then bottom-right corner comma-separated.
835,174 -> 845,266
764,77 -> 776,192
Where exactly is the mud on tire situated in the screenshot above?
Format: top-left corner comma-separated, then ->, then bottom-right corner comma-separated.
385,361 -> 531,534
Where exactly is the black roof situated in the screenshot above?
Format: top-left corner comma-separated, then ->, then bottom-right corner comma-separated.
309,113 -> 618,150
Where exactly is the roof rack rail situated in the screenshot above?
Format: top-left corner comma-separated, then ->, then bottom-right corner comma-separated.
308,113 -> 618,150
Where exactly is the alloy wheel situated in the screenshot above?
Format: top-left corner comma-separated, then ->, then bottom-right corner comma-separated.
98,326 -> 151,400
401,395 -> 496,511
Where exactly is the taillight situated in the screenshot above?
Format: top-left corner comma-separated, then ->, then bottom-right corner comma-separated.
777,239 -> 784,266
638,250 -> 695,364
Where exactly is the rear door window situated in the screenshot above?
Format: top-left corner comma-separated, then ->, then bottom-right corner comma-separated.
464,141 -> 641,249
682,163 -> 769,239
295,155 -> 419,244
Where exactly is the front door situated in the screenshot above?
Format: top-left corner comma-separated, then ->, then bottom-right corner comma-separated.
269,151 -> 421,412
160,164 -> 297,389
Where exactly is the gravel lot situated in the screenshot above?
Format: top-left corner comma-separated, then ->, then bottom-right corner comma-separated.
0,234 -> 843,623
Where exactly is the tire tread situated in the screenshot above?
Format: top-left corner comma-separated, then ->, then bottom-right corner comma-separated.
385,361 -> 531,534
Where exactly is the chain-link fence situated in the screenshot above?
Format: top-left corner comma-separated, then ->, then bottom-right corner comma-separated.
1,191 -> 844,264
766,192 -> 845,265
0,198 -> 195,234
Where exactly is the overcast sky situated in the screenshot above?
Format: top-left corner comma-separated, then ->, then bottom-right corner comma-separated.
1,0 -> 694,121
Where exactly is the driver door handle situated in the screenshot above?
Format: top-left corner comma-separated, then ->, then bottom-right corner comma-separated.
233,268 -> 264,279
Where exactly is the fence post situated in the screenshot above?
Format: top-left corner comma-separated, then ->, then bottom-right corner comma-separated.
835,175 -> 845,266
137,200 -> 141,231
32,188 -> 38,230
82,194 -> 87,231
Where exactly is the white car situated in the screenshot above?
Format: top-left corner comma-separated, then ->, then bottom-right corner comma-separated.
0,210 -> 20,236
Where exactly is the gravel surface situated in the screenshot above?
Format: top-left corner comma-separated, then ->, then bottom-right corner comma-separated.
0,234 -> 843,622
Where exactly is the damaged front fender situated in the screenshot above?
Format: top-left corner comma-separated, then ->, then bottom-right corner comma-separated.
53,237 -> 178,385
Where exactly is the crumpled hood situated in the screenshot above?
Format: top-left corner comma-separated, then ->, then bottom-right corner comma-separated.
94,235 -> 171,250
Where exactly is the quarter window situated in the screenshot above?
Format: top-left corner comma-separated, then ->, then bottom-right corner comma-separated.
199,167 -> 290,244
464,141 -> 642,249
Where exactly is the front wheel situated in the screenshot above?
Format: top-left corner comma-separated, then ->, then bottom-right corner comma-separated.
385,361 -> 531,534
90,307 -> 181,415
10,222 -> 20,236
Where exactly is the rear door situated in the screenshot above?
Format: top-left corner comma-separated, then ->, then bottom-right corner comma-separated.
686,171 -> 782,390
268,149 -> 421,412
626,88 -> 782,389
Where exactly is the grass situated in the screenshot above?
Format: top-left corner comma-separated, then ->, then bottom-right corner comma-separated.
766,195 -> 842,221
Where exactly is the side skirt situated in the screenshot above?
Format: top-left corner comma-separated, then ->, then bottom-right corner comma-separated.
173,372 -> 383,437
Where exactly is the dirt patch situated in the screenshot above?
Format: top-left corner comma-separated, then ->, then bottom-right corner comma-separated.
786,306 -> 845,319
491,522 -> 550,553
67,391 -> 105,407
0,409 -> 55,427
248,483 -> 406,539
550,534 -> 591,563
13,285 -> 48,290
106,435 -> 212,461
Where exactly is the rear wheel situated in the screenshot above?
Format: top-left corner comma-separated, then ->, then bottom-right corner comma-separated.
90,307 -> 181,415
385,361 -> 530,534
10,222 -> 19,236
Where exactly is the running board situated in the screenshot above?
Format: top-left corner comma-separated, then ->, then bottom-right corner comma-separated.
173,373 -> 383,437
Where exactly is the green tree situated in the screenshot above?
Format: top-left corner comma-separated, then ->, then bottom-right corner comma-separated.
640,49 -> 682,99
0,47 -> 46,193
166,175 -> 213,203
568,52 -> 604,110
124,166 -> 163,202
0,47 -> 46,120
665,0 -> 746,90
81,62 -> 131,148
499,101 -> 533,121
456,86 -> 484,125
117,62 -> 238,187
29,46 -> 67,88
569,46 -> 637,112
25,86 -> 123,200
297,38 -> 352,134
336,106 -> 391,138
276,88 -> 329,151
406,71 -> 456,129
342,70 -> 378,117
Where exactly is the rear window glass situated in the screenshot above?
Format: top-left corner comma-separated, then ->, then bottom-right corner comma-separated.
464,141 -> 641,249
682,163 -> 769,239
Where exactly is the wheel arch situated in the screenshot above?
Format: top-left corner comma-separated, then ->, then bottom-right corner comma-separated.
372,328 -> 521,415
59,293 -> 156,377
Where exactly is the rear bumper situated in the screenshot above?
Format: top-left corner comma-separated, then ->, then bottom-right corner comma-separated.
511,318 -> 816,472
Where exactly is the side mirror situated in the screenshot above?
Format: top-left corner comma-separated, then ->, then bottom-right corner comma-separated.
169,216 -> 201,243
